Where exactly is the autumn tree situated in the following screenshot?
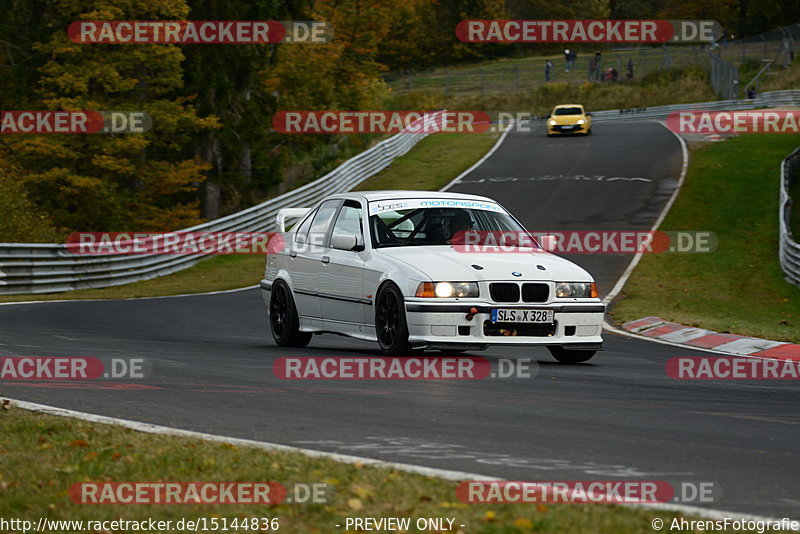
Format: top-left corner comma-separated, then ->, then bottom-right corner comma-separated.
1,0 -> 218,234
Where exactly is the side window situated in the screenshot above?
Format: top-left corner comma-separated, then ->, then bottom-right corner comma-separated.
330,201 -> 364,246
307,200 -> 340,246
293,210 -> 316,243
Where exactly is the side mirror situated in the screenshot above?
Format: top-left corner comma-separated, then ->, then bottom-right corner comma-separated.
545,113 -> 551,119
586,112 -> 593,117
331,233 -> 359,251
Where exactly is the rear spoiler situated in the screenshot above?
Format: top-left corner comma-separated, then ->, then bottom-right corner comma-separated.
276,208 -> 312,233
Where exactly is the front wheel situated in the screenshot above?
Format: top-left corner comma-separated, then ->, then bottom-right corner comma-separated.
548,346 -> 596,363
375,283 -> 411,355
270,281 -> 312,347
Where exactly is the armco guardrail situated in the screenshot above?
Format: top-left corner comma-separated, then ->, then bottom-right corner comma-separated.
0,119 -> 436,295
780,146 -> 800,286
589,88 -> 800,122
4,92 -> 800,295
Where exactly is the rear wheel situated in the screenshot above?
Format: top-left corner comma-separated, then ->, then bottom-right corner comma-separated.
375,283 -> 411,356
270,281 -> 312,347
548,346 -> 596,363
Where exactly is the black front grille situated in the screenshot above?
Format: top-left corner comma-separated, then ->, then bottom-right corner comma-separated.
489,283 -> 520,303
522,283 -> 549,303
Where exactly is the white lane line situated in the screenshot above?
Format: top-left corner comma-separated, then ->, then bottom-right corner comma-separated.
2,397 -> 495,482
602,121 -> 689,306
4,397 -> 794,525
440,120 -> 515,192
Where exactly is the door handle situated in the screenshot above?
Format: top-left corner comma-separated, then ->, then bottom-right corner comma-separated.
321,256 -> 330,264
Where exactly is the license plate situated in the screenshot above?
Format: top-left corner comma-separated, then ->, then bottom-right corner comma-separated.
491,309 -> 554,323
561,125 -> 574,129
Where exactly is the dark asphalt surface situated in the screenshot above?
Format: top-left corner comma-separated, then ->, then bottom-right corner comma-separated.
1,121 -> 798,519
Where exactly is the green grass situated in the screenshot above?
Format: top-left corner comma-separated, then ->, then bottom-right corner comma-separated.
610,134 -> 800,343
0,406 -> 762,534
354,131 -> 500,191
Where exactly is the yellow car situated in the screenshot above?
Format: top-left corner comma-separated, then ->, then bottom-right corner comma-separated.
546,104 -> 592,136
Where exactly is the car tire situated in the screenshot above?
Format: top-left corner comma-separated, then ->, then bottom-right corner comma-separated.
375,283 -> 411,356
548,346 -> 596,363
270,281 -> 312,348
546,133 -> 553,137
586,128 -> 592,135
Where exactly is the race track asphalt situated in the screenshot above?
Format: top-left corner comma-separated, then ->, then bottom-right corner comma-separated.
1,121 -> 798,518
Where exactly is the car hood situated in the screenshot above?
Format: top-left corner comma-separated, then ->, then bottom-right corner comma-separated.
551,115 -> 585,124
375,246 -> 592,282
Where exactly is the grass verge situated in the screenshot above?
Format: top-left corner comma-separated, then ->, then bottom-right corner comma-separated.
0,132 -> 500,304
610,134 -> 800,343
0,406 -> 754,534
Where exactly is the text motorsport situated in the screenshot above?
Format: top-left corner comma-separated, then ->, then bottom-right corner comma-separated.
273,111 -> 492,134
456,20 -> 721,43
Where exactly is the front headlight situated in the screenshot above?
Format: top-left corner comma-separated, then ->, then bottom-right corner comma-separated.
416,281 -> 479,298
577,119 -> 585,124
548,119 -> 557,126
555,282 -> 598,298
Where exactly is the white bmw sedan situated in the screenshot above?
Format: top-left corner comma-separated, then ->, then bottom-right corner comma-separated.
260,191 -> 604,363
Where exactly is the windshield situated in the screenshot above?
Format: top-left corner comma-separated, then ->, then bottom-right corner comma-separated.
554,107 -> 583,116
370,206 -> 526,248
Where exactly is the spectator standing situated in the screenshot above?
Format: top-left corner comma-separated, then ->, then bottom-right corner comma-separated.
545,60 -> 553,82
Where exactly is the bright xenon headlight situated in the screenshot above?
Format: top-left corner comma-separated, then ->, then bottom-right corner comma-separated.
548,119 -> 557,126
577,119 -> 585,124
416,282 -> 479,298
556,282 -> 597,298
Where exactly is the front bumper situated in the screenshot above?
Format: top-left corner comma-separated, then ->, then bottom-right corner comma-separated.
547,124 -> 588,134
404,301 -> 604,349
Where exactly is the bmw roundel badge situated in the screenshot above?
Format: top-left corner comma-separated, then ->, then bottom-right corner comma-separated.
512,271 -> 522,277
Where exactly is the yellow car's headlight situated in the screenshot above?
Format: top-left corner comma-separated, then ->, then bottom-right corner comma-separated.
548,119 -> 556,126
577,119 -> 585,125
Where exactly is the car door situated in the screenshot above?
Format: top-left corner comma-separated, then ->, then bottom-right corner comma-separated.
319,199 -> 368,334
289,199 -> 341,324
